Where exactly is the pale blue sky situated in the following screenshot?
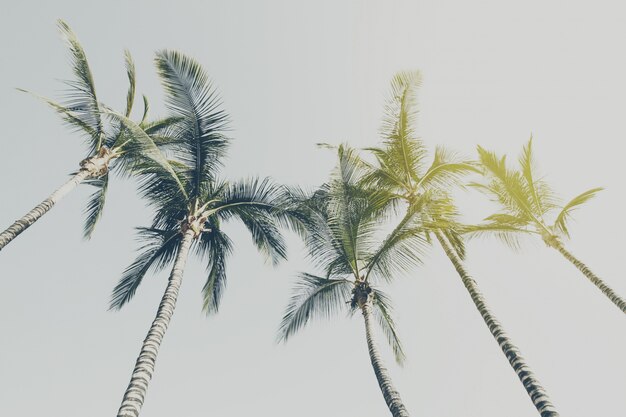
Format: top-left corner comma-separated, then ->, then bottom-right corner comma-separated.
1,1 -> 625,416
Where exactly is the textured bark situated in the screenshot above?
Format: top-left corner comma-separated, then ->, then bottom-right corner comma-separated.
361,301 -> 410,417
436,233 -> 560,417
116,229 -> 195,417
552,241 -> 626,314
0,169 -> 92,251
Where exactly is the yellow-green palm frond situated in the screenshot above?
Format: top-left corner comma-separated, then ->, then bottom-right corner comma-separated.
553,187 -> 603,238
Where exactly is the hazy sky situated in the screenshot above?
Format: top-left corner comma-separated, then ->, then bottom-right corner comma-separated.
1,1 -> 625,416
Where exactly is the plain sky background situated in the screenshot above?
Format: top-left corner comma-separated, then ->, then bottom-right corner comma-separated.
1,1 -> 625,416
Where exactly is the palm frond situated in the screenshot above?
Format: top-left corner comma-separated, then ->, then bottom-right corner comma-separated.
371,288 -> 405,365
196,224 -> 233,315
416,146 -> 477,191
110,228 -> 182,309
277,273 -> 353,343
82,173 -> 108,239
103,109 -> 188,200
553,187 -> 603,238
123,49 -> 136,117
463,222 -> 534,251
58,19 -> 103,154
155,50 -> 229,197
366,198 -> 430,282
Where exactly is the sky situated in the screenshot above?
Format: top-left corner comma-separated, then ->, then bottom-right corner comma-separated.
1,1 -> 625,416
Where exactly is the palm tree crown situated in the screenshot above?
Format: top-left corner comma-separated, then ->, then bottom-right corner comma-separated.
471,137 -> 602,246
471,138 -> 625,315
110,49 -> 296,313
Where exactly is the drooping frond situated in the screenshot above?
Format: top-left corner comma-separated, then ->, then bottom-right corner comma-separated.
155,50 -> 229,198
215,178 -> 298,264
277,273 -> 353,343
371,288 -> 406,365
58,19 -> 103,154
553,187 -> 603,238
196,223 -> 233,315
110,228 -> 183,309
82,174 -> 108,240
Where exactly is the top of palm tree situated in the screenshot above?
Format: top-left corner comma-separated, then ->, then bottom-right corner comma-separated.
471,137 -> 603,247
19,20 -> 181,239
110,50 -> 303,315
277,144 -> 435,364
361,71 -> 476,259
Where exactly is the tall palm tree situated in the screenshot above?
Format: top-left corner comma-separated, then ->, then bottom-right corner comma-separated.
0,20 -> 173,252
111,50 -> 300,417
472,139 -> 626,314
362,72 -> 560,417
278,145 -> 432,417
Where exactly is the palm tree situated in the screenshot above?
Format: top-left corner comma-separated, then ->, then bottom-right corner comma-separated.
0,20 -> 172,251
111,50 -> 300,417
362,72 -> 560,417
278,145 -> 431,417
472,139 -> 626,314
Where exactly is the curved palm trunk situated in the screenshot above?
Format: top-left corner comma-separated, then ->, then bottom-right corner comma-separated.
0,169 -> 92,251
436,233 -> 559,417
551,241 -> 626,314
361,301 -> 410,417
117,229 -> 194,417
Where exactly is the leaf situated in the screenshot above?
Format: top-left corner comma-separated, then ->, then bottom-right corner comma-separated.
110,228 -> 182,309
277,274 -> 352,343
553,187 -> 603,238
371,289 -> 406,365
58,19 -> 103,154
83,173 -> 109,239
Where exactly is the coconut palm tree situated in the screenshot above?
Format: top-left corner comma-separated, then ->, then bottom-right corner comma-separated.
362,71 -> 560,417
472,139 -> 625,314
0,20 -> 174,251
278,144 -> 433,417
111,50 -> 301,417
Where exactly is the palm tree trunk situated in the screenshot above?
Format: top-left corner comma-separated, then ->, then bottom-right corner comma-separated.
361,301 -> 410,417
435,232 -> 559,417
551,241 -> 626,314
0,169 -> 92,251
117,229 -> 195,417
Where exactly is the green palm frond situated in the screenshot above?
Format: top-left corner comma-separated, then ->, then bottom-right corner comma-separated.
58,19 -> 103,154
277,273 -> 353,343
416,146 -> 477,191
83,174 -> 109,240
155,50 -> 229,198
553,187 -> 603,238
110,228 -> 182,310
371,289 -> 406,365
103,110 -> 188,200
196,224 -> 233,315
123,49 -> 136,118
17,89 -> 98,141
379,70 -> 427,188
463,222 -> 533,251
365,203 -> 429,282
